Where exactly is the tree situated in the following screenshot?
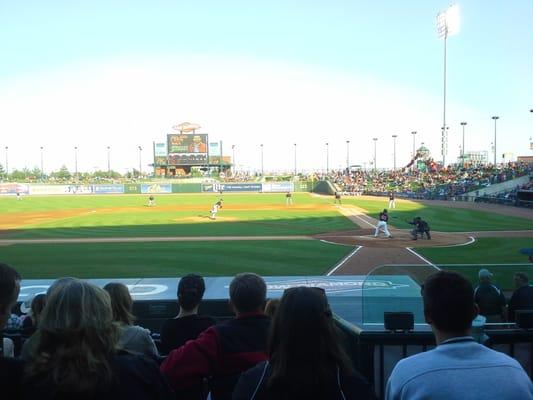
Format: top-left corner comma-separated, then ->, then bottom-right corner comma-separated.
50,165 -> 71,180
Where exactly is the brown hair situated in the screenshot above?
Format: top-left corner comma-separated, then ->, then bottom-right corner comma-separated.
103,282 -> 135,325
27,279 -> 119,395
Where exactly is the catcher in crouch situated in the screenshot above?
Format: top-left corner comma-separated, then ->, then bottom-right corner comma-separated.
408,217 -> 431,240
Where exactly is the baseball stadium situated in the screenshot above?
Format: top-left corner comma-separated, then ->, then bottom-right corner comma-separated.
2,2 -> 533,399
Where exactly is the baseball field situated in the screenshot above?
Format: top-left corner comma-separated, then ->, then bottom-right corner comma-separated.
1,192 -> 532,286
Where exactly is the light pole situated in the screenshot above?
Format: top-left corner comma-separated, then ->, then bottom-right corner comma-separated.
460,122 -> 467,166
107,146 -> 111,174
411,131 -> 417,158
373,138 -> 378,171
231,145 -> 235,174
293,143 -> 297,176
138,146 -> 143,177
74,146 -> 78,178
40,146 -> 44,179
326,142 -> 329,174
437,4 -> 460,167
5,146 -> 8,175
392,135 -> 398,170
346,140 -> 350,171
260,144 -> 264,176
492,116 -> 499,165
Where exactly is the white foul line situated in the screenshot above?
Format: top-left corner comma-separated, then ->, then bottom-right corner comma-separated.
405,247 -> 441,271
326,246 -> 363,276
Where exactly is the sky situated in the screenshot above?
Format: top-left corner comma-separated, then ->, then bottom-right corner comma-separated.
0,0 -> 532,174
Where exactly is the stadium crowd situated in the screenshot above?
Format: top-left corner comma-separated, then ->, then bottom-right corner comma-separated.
2,263 -> 533,399
328,162 -> 532,200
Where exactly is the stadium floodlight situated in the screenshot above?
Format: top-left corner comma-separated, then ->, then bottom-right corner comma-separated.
373,138 -> 378,171
138,146 -> 143,176
392,135 -> 398,170
231,145 -> 236,173
436,4 -> 461,166
4,146 -> 8,175
260,144 -> 264,176
74,146 -> 78,177
40,146 -> 44,179
460,122 -> 467,166
325,142 -> 329,174
293,143 -> 297,176
346,140 -> 350,170
492,116 -> 499,165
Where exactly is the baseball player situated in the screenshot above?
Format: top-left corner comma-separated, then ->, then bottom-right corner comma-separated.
285,192 -> 293,206
148,195 -> 156,207
388,191 -> 396,209
334,191 -> 342,205
375,209 -> 393,238
408,217 -> 431,240
210,199 -> 223,220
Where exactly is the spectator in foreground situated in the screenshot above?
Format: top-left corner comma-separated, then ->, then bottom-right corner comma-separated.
160,274 -> 216,355
233,287 -> 376,400
22,279 -> 173,400
103,282 -> 159,358
161,272 -> 270,400
22,293 -> 46,336
0,263 -> 24,399
508,272 -> 533,322
386,271 -> 533,400
474,268 -> 506,322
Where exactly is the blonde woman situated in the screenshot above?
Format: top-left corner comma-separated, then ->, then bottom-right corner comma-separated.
23,279 -> 172,399
104,282 -> 159,357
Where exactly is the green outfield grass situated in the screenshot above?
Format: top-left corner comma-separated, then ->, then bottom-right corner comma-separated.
342,197 -> 532,231
1,240 -> 353,279
0,193 -> 354,238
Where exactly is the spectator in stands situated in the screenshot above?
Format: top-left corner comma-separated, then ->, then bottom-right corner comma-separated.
264,298 -> 280,318
21,277 -> 77,361
103,282 -> 159,358
474,268 -> 507,322
386,271 -> 533,400
0,263 -> 24,399
21,293 -> 46,336
22,279 -> 173,399
508,272 -> 533,322
161,272 -> 270,400
160,274 -> 216,355
233,287 -> 376,400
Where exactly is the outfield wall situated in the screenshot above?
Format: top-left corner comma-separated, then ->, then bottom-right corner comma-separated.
0,181 -> 314,195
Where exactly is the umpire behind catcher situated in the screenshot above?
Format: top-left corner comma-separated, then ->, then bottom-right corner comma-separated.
408,217 -> 431,240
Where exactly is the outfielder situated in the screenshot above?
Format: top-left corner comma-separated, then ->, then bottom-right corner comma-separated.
375,209 -> 393,238
334,191 -> 342,205
210,199 -> 223,220
285,192 -> 293,206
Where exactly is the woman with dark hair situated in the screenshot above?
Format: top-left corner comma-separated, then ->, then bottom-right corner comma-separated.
160,274 -> 215,355
104,282 -> 159,357
22,279 -> 173,399
22,293 -> 46,335
233,287 -> 376,400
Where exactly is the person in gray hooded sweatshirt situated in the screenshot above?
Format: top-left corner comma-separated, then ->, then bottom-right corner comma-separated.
104,282 -> 158,358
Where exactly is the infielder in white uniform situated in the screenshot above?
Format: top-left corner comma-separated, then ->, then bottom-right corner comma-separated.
375,209 -> 393,238
388,192 -> 396,209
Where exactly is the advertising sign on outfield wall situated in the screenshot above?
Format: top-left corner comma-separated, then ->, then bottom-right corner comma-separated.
141,183 -> 172,194
124,184 -> 141,194
29,185 -> 93,195
93,185 -> 125,194
0,183 -> 30,195
202,183 -> 262,192
261,182 -> 294,193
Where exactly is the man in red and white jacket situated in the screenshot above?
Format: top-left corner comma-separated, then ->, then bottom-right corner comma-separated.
161,273 -> 270,399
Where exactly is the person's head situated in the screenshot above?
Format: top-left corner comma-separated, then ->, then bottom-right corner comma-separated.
514,272 -> 529,288
383,209 -> 388,213
422,271 -> 476,336
46,277 -> 77,298
30,279 -> 119,394
478,268 -> 493,284
177,274 -> 206,312
0,263 -> 21,329
103,282 -> 134,325
264,298 -> 280,318
229,273 -> 266,314
30,293 -> 47,325
267,287 -> 351,389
